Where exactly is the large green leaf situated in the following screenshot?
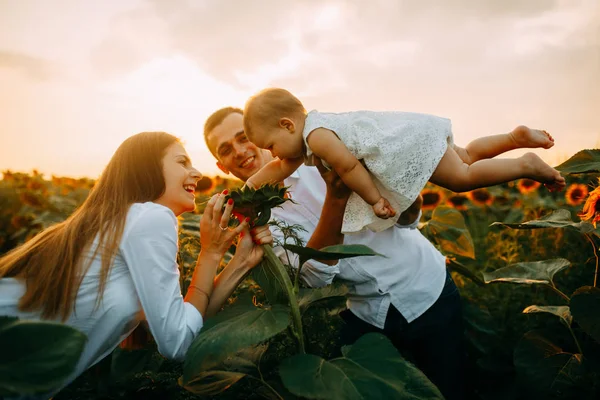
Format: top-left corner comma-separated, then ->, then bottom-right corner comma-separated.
570,286 -> 600,344
420,206 -> 475,259
523,305 -> 572,327
182,299 -> 290,384
181,370 -> 246,395
0,319 -> 86,395
514,330 -> 589,398
490,209 -> 594,233
483,258 -> 570,286
555,149 -> 600,174
180,344 -> 268,395
283,244 -> 383,267
298,283 -> 349,314
279,333 -> 443,400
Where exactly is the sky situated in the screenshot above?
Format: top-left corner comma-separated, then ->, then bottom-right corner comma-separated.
0,0 -> 599,178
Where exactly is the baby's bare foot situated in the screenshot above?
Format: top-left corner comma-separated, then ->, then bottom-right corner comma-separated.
521,152 -> 566,192
510,125 -> 555,149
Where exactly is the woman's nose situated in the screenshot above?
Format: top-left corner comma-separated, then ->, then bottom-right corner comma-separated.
191,168 -> 202,180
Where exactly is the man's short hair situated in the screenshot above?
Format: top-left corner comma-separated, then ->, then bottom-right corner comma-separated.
203,107 -> 243,157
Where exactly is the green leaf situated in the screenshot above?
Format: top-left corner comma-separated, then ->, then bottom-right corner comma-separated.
283,244 -> 383,267
0,316 -> 17,331
523,305 -> 572,327
447,259 -> 485,286
221,344 -> 268,374
483,258 -> 570,286
555,149 -> 600,174
298,283 -> 349,314
180,370 -> 246,395
420,206 -> 475,259
490,209 -> 594,233
110,346 -> 160,381
514,330 -> 587,398
251,259 -> 290,305
570,286 -> 600,344
279,333 -> 444,400
182,300 -> 290,384
0,320 -> 86,395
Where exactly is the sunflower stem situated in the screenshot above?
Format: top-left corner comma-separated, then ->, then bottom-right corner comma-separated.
567,323 -> 584,355
584,233 -> 599,287
548,283 -> 570,302
263,245 -> 305,354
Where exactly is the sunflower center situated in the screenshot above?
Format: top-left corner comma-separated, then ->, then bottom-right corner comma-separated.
423,192 -> 441,206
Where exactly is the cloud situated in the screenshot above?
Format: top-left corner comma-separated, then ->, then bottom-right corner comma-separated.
87,0 -> 598,111
0,51 -> 57,80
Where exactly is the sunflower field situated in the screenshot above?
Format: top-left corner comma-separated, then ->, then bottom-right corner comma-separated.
2,150 -> 600,399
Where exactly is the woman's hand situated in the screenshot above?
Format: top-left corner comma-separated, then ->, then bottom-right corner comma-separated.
232,224 -> 273,270
200,190 -> 249,257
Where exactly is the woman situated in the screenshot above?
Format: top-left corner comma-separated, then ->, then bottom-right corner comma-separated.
0,132 -> 272,398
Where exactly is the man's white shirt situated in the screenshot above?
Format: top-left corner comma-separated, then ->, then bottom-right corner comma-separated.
271,165 -> 447,328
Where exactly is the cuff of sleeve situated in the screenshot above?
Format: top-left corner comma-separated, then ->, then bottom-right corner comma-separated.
301,259 -> 341,287
396,210 -> 422,229
184,301 -> 204,334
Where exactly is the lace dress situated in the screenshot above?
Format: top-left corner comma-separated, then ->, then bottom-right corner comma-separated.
302,110 -> 454,233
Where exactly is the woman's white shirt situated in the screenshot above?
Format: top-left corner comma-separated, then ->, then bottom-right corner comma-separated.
0,202 -> 203,397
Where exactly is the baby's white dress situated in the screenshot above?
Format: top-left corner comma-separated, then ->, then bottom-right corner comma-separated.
302,110 -> 454,233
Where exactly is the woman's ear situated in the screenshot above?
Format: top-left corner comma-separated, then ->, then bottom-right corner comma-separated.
279,117 -> 295,133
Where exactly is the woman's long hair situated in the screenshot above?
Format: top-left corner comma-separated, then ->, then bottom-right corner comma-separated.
0,132 -> 179,321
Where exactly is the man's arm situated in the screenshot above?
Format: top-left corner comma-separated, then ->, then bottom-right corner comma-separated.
396,194 -> 423,226
305,157 -> 352,265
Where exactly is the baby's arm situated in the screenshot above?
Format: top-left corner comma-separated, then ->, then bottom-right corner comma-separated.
307,128 -> 396,218
246,157 -> 303,188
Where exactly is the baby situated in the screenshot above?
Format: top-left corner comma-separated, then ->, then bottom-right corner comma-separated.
244,88 -> 565,233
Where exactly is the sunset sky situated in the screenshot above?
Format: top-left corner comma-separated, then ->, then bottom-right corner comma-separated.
1,0 -> 598,178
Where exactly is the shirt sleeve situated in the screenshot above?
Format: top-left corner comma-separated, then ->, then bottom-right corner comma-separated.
119,205 -> 203,360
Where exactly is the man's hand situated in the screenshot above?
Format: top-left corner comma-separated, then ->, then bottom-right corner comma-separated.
314,156 -> 351,200
396,194 -> 423,226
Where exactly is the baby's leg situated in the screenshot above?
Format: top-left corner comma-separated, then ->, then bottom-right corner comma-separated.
454,126 -> 555,165
430,147 -> 565,192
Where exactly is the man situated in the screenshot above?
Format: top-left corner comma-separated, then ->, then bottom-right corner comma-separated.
204,107 -> 465,400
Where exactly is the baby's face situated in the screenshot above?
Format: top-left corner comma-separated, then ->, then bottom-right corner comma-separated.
252,122 -> 304,160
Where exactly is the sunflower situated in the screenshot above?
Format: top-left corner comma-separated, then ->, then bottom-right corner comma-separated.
517,179 -> 541,194
565,183 -> 589,206
195,176 -> 216,194
446,194 -> 470,210
578,180 -> 600,227
421,188 -> 444,210
466,188 -> 494,206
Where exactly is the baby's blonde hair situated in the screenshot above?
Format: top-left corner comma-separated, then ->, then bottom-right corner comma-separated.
243,88 -> 306,140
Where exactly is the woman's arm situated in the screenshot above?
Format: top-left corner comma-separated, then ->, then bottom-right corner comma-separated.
205,225 -> 272,317
246,157 -> 303,188
184,192 -> 249,314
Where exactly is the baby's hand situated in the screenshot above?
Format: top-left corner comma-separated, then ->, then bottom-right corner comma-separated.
244,179 -> 257,190
373,197 -> 396,219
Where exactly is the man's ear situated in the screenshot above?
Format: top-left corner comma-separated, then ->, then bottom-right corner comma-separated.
279,117 -> 295,133
216,161 -> 230,175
